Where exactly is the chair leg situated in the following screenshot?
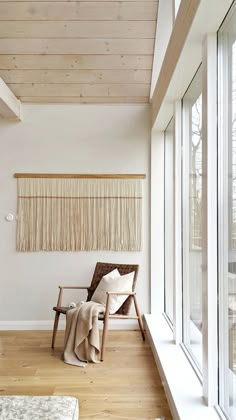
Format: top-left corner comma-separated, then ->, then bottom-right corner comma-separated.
51,311 -> 60,349
133,294 -> 145,341
100,310 -> 110,361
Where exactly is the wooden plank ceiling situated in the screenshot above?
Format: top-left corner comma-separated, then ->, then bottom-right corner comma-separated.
0,1 -> 158,104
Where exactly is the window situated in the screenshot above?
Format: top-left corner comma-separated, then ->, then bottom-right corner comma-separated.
149,1 -> 236,418
164,118 -> 174,324
218,3 -> 236,418
182,67 -> 203,371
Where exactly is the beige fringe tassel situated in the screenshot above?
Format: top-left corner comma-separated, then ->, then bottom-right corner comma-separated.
16,178 -> 143,252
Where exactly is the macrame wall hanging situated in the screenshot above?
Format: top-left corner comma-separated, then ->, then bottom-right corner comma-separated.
14,174 -> 145,252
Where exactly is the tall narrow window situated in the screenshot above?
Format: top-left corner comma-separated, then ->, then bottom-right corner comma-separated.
164,118 -> 174,324
182,67 -> 203,371
218,3 -> 236,418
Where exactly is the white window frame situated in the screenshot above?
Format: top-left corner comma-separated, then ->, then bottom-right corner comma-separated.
151,130 -> 165,317
164,117 -> 175,325
202,34 -> 218,407
173,100 -> 183,344
218,4 -> 236,417
147,1 -> 233,419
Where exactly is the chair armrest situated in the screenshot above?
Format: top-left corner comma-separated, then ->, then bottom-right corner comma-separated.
106,291 -> 136,296
56,286 -> 89,306
59,286 -> 89,290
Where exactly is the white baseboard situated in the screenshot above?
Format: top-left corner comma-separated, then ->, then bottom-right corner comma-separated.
0,321 -> 61,331
0,319 -> 139,331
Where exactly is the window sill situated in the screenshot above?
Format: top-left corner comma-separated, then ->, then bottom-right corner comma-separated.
144,314 -> 222,420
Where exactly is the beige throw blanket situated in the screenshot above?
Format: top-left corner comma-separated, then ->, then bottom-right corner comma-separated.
64,301 -> 105,367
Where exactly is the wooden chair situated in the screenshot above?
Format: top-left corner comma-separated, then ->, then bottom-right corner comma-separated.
52,262 -> 145,360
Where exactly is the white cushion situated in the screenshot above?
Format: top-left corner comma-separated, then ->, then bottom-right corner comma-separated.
102,268 -> 120,280
91,270 -> 134,314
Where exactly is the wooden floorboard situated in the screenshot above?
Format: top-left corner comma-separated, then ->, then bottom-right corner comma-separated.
0,330 -> 172,420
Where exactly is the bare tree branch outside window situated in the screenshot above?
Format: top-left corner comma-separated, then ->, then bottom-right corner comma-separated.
190,94 -> 202,249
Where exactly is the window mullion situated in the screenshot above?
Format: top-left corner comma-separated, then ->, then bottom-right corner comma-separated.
202,33 -> 218,406
174,99 -> 183,343
151,131 -> 165,316
182,98 -> 191,347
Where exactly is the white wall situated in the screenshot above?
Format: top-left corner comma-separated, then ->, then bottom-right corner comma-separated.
0,103 -> 150,328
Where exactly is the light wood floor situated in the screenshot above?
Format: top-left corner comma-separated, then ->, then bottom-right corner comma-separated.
0,330 -> 172,420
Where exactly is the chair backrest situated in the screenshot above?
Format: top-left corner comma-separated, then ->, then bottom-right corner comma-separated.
87,262 -> 139,315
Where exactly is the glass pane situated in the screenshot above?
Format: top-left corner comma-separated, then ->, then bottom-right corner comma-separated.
182,68 -> 203,370
218,4 -> 236,417
231,43 -> 236,414
164,118 -> 174,323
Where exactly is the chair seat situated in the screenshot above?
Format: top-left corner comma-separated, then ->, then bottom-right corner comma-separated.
53,305 -> 105,317
97,313 -> 137,320
54,306 -> 138,320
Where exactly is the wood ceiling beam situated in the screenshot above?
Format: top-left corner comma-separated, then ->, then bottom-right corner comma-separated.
0,77 -> 21,120
151,0 -> 200,127
151,0 -> 233,129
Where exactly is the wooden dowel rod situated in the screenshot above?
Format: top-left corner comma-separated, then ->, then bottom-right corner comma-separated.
14,173 -> 146,179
